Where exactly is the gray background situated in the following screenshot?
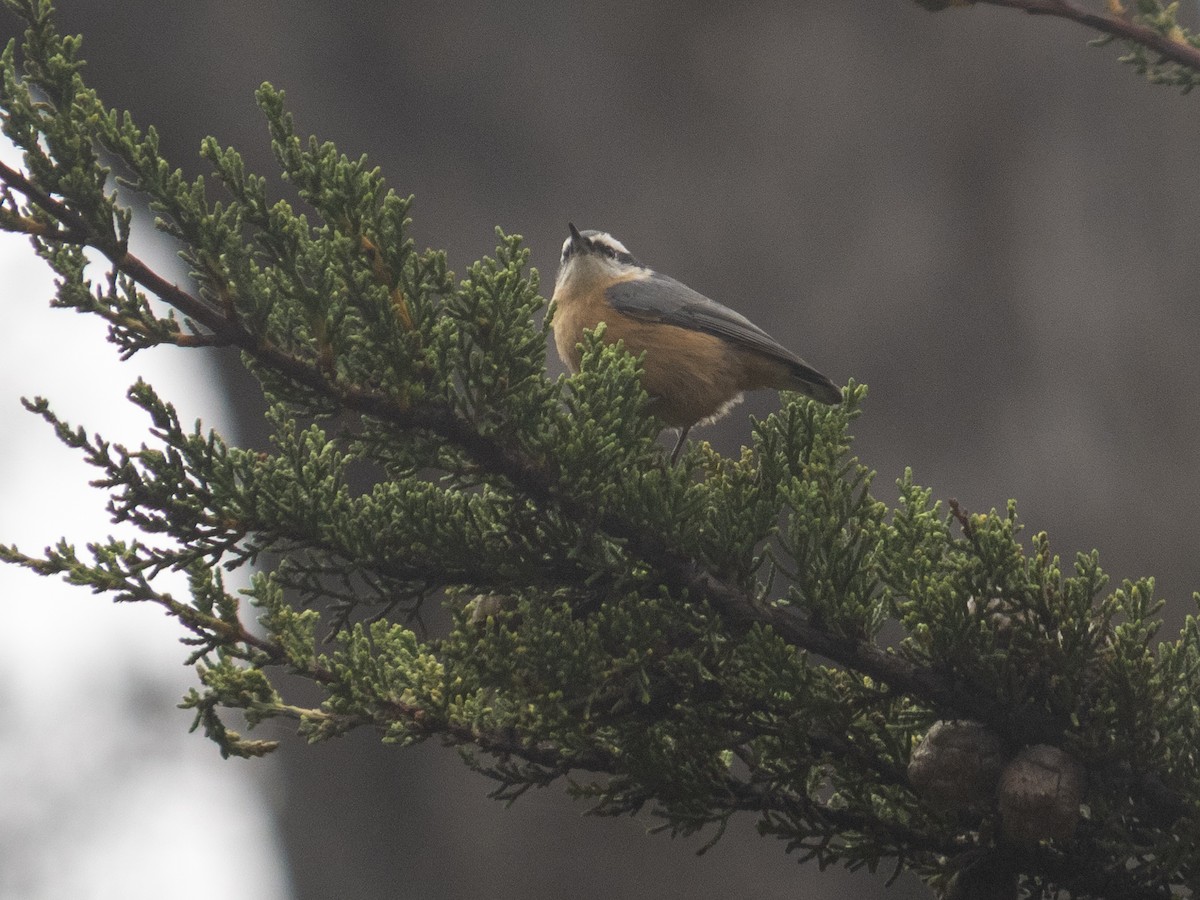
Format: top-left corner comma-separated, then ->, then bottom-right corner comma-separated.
4,2 -> 1199,898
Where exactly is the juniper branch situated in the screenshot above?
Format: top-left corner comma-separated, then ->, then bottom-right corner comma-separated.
0,152 -> 1056,743
4,2 -> 1199,893
0,146 -> 1161,780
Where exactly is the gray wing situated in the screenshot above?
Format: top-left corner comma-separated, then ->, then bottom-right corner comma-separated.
605,272 -> 804,367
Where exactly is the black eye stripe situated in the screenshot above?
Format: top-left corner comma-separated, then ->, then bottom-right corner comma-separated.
590,241 -> 630,263
562,234 -> 640,268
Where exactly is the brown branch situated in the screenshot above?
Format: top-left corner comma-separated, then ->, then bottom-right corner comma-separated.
0,159 -> 92,235
974,0 -> 1200,73
0,157 -> 398,389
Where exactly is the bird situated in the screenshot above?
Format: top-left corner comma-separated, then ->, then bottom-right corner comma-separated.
550,223 -> 842,461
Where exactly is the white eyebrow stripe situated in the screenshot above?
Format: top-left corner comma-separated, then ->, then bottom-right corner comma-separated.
584,231 -> 630,255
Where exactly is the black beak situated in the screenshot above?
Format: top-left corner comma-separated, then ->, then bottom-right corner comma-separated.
567,222 -> 587,253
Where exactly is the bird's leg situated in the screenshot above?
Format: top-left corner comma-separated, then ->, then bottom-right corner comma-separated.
669,426 -> 691,464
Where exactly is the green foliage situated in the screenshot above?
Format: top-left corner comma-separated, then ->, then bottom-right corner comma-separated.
1098,0 -> 1200,93
2,2 -> 1200,898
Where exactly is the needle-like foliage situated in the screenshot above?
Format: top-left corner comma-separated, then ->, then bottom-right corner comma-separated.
1,3 -> 1199,897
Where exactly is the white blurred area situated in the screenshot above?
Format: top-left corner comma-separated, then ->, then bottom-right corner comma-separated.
0,139 -> 291,899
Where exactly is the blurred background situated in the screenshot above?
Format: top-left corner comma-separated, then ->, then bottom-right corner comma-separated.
3,2 -> 1199,898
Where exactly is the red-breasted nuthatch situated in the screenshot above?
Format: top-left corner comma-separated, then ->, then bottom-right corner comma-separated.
551,223 -> 842,461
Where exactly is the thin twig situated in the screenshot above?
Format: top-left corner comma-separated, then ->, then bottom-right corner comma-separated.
976,0 -> 1200,73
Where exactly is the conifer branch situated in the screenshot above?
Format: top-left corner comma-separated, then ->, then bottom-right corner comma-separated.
0,152 -> 995,723
4,1 -> 1200,893
0,142 -> 1063,744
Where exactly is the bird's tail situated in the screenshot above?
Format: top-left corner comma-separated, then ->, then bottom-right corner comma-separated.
784,362 -> 843,406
